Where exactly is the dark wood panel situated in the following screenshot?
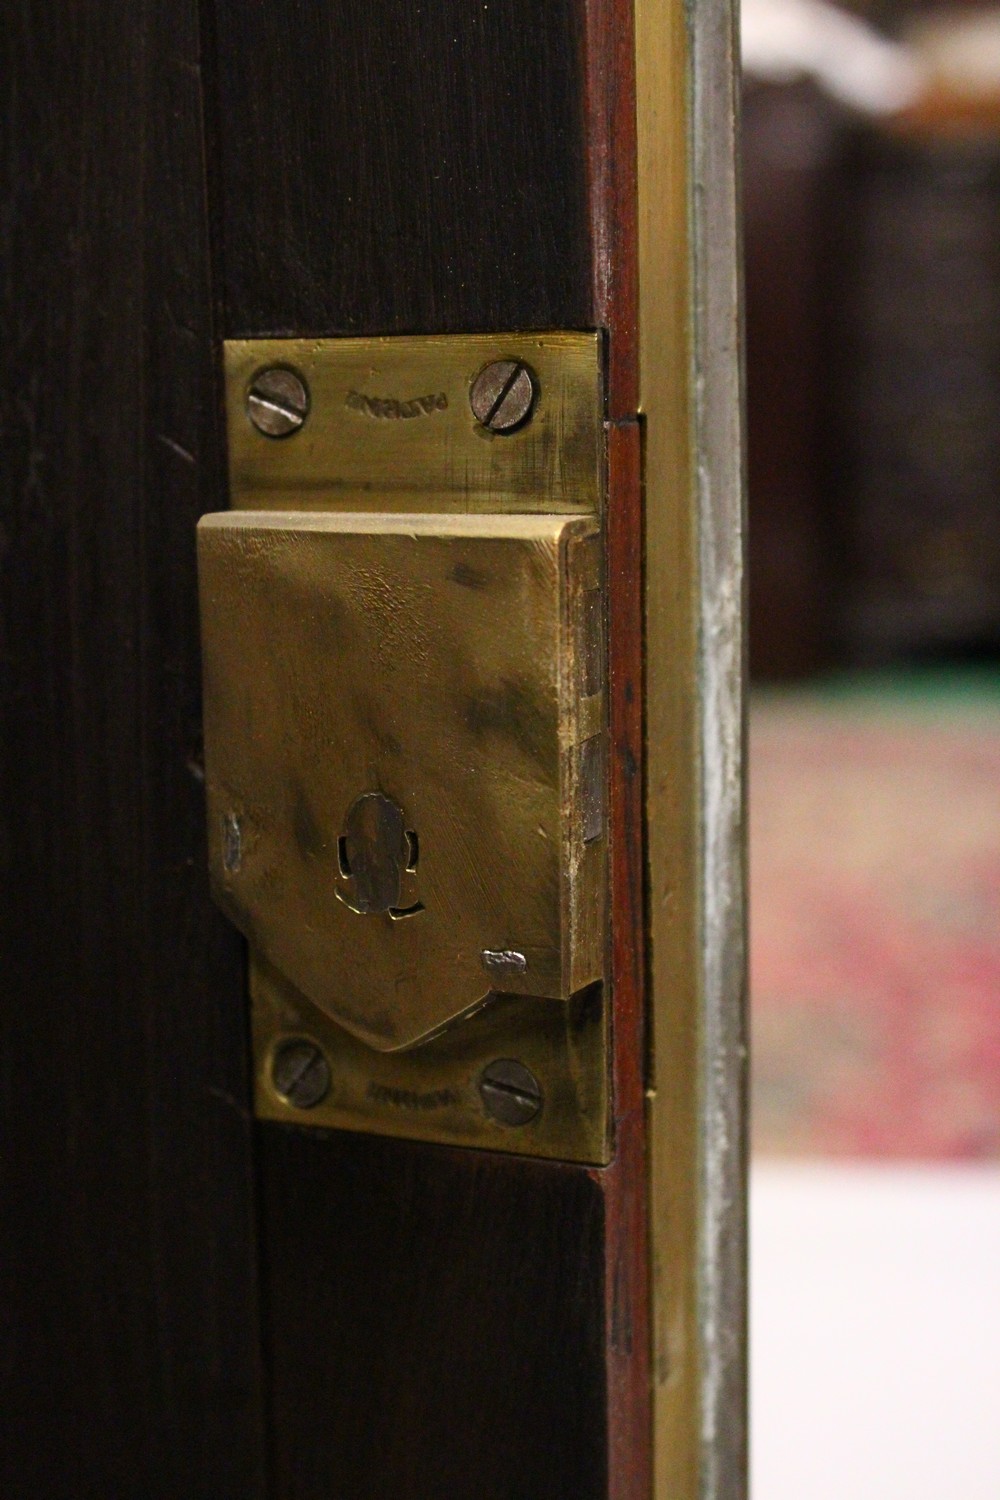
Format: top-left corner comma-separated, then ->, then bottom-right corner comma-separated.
0,1 -> 267,1494
206,4 -> 650,1497
213,0 -> 594,337
259,1127 -> 608,1500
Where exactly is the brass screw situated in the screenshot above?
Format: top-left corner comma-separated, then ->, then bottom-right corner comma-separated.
246,366 -> 310,437
271,1038 -> 331,1109
469,360 -> 537,433
479,1058 -> 542,1126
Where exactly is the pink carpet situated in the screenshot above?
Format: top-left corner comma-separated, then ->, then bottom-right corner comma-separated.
751,683 -> 1000,1159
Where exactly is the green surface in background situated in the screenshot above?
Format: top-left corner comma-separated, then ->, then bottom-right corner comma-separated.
753,668 -> 1000,712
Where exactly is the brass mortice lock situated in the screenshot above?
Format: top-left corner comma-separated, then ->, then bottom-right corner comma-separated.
198,334 -> 610,1162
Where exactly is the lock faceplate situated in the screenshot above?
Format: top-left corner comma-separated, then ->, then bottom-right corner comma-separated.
224,332 -> 602,514
201,333 -> 609,1161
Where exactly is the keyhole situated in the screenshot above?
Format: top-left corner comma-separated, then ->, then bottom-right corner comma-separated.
335,793 -> 424,919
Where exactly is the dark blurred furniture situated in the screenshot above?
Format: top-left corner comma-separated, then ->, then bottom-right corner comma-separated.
744,79 -> 850,679
838,122 -> 1000,661
745,73 -> 1000,676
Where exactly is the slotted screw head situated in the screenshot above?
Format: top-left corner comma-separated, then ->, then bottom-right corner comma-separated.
271,1038 -> 331,1109
246,366 -> 310,437
479,1058 -> 542,1127
469,360 -> 537,433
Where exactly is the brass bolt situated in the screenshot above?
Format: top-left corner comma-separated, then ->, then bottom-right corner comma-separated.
246,366 -> 310,437
479,1058 -> 542,1126
469,360 -> 537,433
271,1038 -> 330,1109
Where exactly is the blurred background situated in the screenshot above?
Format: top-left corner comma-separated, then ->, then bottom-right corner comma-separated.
742,1 -> 1000,1492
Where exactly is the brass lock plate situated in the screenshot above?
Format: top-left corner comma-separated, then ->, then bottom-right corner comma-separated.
199,510 -> 605,1053
224,332 -> 602,514
252,956 -> 610,1165
201,333 -> 610,1163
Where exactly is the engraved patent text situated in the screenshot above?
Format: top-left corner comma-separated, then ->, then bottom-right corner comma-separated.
346,389 -> 448,420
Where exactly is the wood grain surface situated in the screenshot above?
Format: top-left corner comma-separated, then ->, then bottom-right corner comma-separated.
3,2 -> 652,1496
584,8 -> 649,1495
213,0 -> 594,338
259,1127 -> 608,1500
210,4 -> 651,1497
0,1 -> 267,1494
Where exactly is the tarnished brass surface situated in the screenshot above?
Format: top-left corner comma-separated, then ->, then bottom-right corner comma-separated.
203,331 -> 611,1155
252,957 -> 612,1165
638,1 -> 748,1496
224,333 -> 602,514
198,510 -> 605,1054
637,3 -> 701,1489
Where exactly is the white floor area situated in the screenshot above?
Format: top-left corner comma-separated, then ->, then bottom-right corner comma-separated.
751,1161 -> 1000,1500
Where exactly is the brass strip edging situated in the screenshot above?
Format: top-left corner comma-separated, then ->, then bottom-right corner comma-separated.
636,0 -> 700,1492
636,0 -> 747,1497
